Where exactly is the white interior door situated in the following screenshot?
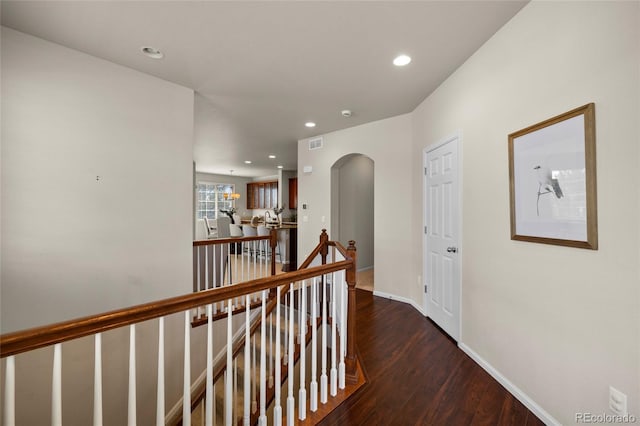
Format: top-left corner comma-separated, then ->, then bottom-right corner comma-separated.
423,135 -> 461,341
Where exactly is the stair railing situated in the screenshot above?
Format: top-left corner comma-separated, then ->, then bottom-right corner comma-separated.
191,229 -> 278,326
1,230 -> 357,426
189,230 -> 357,426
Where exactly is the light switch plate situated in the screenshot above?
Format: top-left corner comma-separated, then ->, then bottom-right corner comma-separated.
609,386 -> 627,416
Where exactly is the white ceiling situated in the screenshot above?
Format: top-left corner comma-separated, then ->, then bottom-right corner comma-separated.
1,1 -> 527,177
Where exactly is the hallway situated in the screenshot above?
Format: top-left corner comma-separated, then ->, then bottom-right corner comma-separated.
320,290 -> 544,425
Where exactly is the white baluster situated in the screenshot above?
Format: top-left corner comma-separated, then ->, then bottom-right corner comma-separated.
223,371 -> 228,425
128,326 -> 136,426
183,311 -> 191,426
234,358 -> 238,424
241,242 -> 245,283
310,278 -> 318,412
286,285 -> 295,426
243,295 -> 251,426
320,277 -> 328,404
298,285 -> 302,345
268,312 -> 274,389
235,239 -> 239,283
298,280 -> 307,420
330,272 -> 338,397
283,298 -> 288,367
4,356 -> 15,426
259,290 -> 267,426
339,270 -> 346,390
206,245 -> 211,291
52,343 -> 63,426
212,247 -> 218,315
226,300 -> 233,426
94,333 -> 103,426
273,286 -> 282,426
264,238 -> 268,276
252,334 -> 257,414
157,317 -> 165,426
227,242 -> 232,283
206,307 -> 214,426
315,279 -> 321,323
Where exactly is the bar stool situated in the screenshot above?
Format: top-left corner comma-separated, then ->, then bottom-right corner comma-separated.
257,225 -> 281,262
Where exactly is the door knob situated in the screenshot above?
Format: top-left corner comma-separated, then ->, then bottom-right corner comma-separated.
446,247 -> 458,253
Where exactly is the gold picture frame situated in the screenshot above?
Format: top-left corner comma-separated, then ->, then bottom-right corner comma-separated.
508,103 -> 597,249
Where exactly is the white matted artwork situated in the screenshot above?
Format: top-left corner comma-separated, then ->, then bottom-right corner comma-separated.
508,103 -> 598,249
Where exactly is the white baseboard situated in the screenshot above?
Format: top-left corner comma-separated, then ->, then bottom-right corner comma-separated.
372,290 -> 426,316
356,265 -> 373,273
458,343 -> 560,426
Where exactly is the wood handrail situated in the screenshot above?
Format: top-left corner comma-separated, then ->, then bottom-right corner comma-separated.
193,234 -> 270,246
0,260 -> 352,358
298,229 -> 332,270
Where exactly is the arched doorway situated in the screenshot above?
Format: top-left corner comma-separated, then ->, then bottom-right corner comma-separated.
330,154 -> 374,291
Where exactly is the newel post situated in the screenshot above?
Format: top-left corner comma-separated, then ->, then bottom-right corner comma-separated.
345,240 -> 358,383
319,229 -> 329,265
269,228 -> 278,276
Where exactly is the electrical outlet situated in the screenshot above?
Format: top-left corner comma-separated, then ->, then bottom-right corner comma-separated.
609,386 -> 627,416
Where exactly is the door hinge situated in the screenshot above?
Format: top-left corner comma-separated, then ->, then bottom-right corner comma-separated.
424,284 -> 428,294
424,167 -> 427,175
424,226 -> 427,234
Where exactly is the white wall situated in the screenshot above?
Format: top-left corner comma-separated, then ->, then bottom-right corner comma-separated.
1,27 -> 194,332
410,2 -> 639,424
0,27 -> 211,425
297,114 -> 412,296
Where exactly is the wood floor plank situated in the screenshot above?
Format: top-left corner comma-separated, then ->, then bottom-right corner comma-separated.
319,290 -> 545,426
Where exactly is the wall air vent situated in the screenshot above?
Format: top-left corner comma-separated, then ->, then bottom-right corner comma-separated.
308,137 -> 323,151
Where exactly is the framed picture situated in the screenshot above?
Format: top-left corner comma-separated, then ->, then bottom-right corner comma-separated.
508,103 -> 597,249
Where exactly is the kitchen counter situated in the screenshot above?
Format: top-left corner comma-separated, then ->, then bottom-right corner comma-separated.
239,221 -> 297,270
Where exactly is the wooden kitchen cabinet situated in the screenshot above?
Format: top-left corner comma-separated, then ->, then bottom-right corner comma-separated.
246,181 -> 278,209
289,178 -> 298,209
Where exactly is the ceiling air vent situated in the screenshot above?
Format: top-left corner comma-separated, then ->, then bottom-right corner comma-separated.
308,137 -> 323,151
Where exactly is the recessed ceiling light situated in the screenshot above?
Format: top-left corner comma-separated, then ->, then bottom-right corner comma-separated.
305,122 -> 316,128
141,46 -> 164,59
277,165 -> 284,169
393,54 -> 411,66
268,155 -> 276,159
244,160 -> 252,164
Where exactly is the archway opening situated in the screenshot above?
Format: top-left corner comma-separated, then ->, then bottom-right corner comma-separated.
330,153 -> 374,291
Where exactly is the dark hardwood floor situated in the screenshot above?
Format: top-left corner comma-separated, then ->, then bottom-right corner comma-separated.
319,290 -> 545,426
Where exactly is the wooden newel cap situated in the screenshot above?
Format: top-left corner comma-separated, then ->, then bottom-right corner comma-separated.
348,240 -> 356,251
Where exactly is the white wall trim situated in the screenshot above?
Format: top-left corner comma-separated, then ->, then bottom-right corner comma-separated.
356,265 -> 373,273
373,290 -> 426,316
458,343 -> 560,426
